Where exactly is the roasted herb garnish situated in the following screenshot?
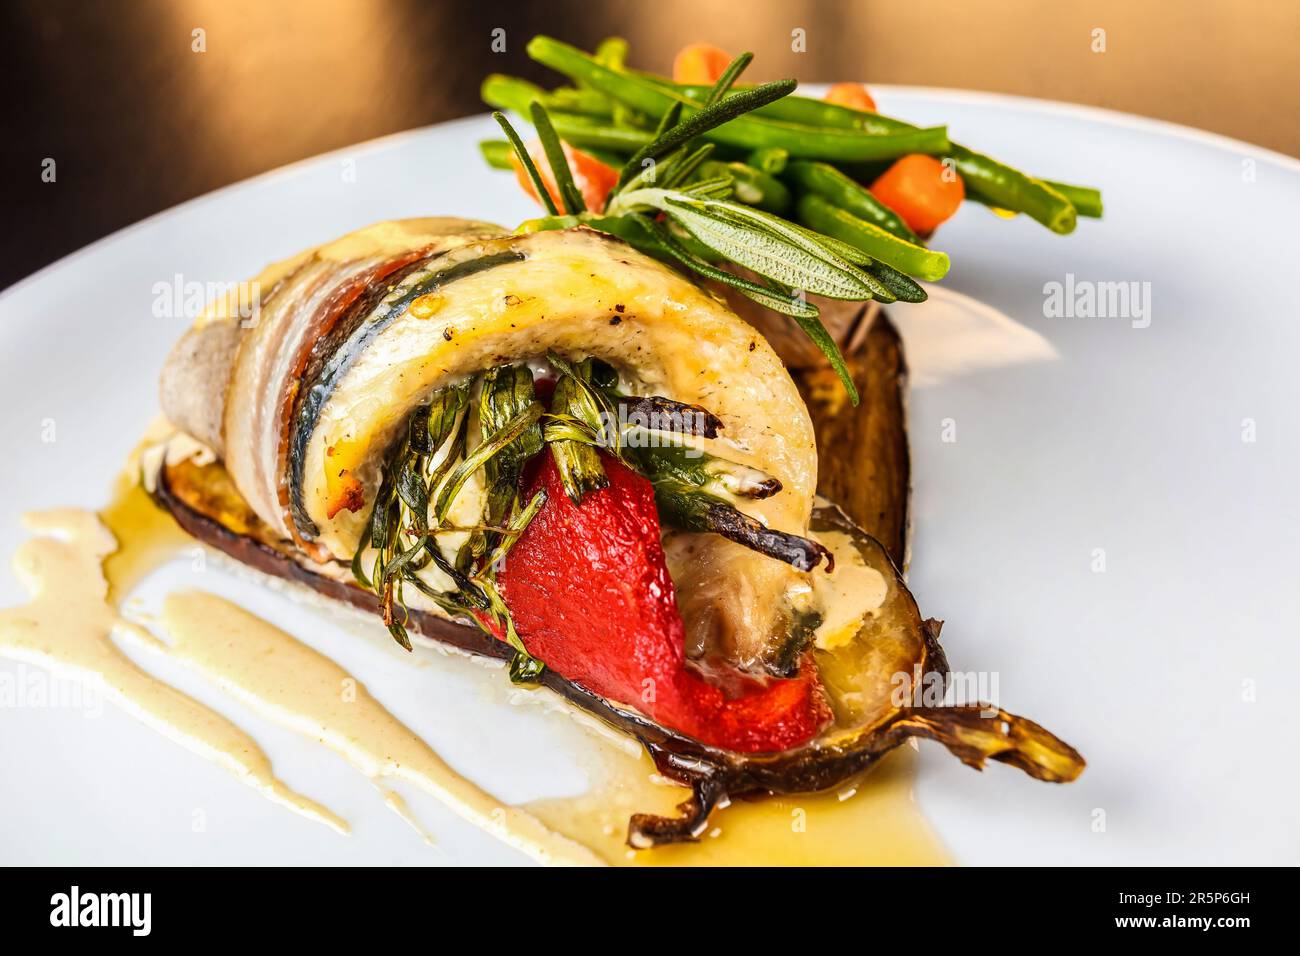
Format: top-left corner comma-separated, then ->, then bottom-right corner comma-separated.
487,70 -> 891,404
353,356 -> 834,659
351,374 -> 546,676
480,37 -> 1104,405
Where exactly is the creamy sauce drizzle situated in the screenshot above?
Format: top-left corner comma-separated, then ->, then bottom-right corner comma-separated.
153,589 -> 600,866
0,460 -> 946,866
0,509 -> 346,834
380,787 -> 439,847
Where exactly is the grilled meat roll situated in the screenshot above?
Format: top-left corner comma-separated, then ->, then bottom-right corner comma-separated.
154,218 -> 1083,846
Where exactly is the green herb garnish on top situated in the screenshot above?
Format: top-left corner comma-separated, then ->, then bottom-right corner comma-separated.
478,35 -> 1102,404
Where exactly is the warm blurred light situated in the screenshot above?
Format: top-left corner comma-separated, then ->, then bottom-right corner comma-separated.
150,0 -> 432,184
7,0 -> 1300,291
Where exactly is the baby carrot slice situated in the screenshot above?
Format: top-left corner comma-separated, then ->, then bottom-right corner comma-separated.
672,43 -> 733,84
870,153 -> 966,236
824,82 -> 877,112
512,139 -> 618,214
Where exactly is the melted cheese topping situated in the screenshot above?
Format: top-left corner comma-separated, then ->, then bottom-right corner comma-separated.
811,529 -> 889,650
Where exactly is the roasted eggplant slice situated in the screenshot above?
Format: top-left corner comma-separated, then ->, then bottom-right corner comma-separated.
152,219 -> 1084,848
793,303 -> 912,568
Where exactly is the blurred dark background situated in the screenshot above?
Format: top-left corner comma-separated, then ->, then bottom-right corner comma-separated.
3,0 -> 1298,291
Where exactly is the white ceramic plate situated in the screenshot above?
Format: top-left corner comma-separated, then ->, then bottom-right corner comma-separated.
3,88 -> 1298,865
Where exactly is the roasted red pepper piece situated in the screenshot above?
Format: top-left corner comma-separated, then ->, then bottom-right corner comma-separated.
495,452 -> 829,753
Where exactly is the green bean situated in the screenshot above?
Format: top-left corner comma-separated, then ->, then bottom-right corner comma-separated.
481,138 -> 627,172
479,139 -> 513,170
771,90 -> 1078,232
594,36 -> 629,70
527,36 -> 951,162
531,50 -> 1101,231
696,160 -> 791,213
783,105 -> 1078,232
784,160 -> 919,243
1041,179 -> 1103,218
667,81 -> 915,137
545,86 -> 615,118
544,115 -> 652,153
950,145 -> 1076,234
748,147 -> 789,175
482,74 -> 546,115
832,159 -> 892,184
615,105 -> 655,130
669,80 -> 1093,232
571,36 -> 627,98
483,76 -> 653,154
484,73 -> 627,128
797,194 -> 949,281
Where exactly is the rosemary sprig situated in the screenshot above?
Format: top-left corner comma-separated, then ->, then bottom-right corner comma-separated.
479,37 -> 990,405
493,111 -> 556,216
349,374 -> 548,676
659,143 -> 714,190
476,365 -> 545,560
637,214 -> 822,321
492,106 -> 870,402
531,102 -> 585,214
593,36 -> 629,71
703,53 -> 754,107
545,356 -> 612,503
612,77 -> 796,191
352,358 -> 837,663
626,190 -> 879,298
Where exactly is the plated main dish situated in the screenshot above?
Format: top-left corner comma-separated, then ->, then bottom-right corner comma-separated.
4,37 -> 1096,858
